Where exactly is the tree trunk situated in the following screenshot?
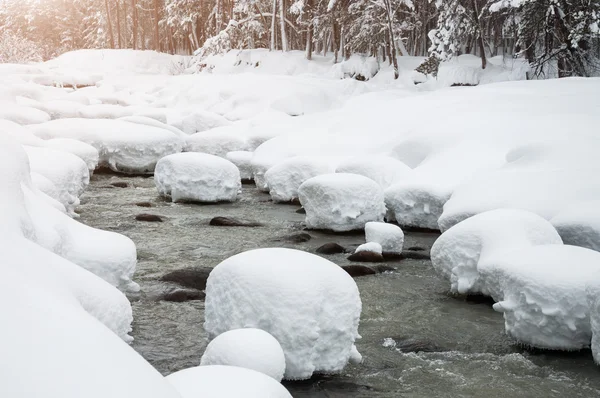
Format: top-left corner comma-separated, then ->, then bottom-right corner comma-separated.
105,0 -> 115,49
270,0 -> 277,50
216,0 -> 223,32
305,0 -> 313,60
116,1 -> 122,48
384,0 -> 398,79
131,0 -> 138,50
471,0 -> 487,69
279,0 -> 288,51
153,0 -> 160,51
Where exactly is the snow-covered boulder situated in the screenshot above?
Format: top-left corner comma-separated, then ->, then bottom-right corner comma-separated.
431,209 -> 563,296
205,248 -> 362,380
45,138 -> 100,172
185,126 -> 248,157
551,201 -> 600,253
119,115 -> 186,139
166,365 -> 292,398
298,173 -> 386,232
0,104 -> 51,125
265,156 -> 334,203
226,151 -> 253,180
335,156 -> 412,189
481,245 -> 600,350
29,118 -> 183,173
355,242 -> 383,254
365,222 -> 404,254
155,152 -> 241,203
78,104 -> 134,119
180,110 -> 231,135
587,277 -> 600,364
201,328 -> 286,381
384,183 -> 449,230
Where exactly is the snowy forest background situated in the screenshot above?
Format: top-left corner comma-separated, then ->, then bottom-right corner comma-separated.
1,0 -> 599,78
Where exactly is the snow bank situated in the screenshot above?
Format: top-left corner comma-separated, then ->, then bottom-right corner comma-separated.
551,201 -> 600,252
201,328 -> 286,381
335,156 -> 412,189
205,248 -> 362,380
431,209 -> 563,296
299,173 -> 386,232
265,156 -> 335,203
30,118 -> 183,173
166,365 -> 292,398
482,245 -> 600,350
365,222 -> 404,254
155,152 -> 240,203
185,126 -> 248,157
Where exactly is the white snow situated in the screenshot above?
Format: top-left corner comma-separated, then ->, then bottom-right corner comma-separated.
225,151 -> 254,180
204,248 -> 362,380
355,242 -> 383,254
431,209 -> 563,296
335,156 -> 412,189
166,365 -> 292,398
365,222 -> 404,254
298,173 -> 386,232
45,138 -> 100,172
551,201 -> 600,252
200,328 -> 286,381
185,126 -> 248,157
155,152 -> 241,203
265,156 -> 335,203
482,245 -> 600,350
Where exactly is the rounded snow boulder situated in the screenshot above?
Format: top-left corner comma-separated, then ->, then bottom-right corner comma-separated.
265,156 -> 334,203
185,126 -> 248,157
481,245 -> 600,350
155,152 -> 241,203
200,328 -> 286,381
166,365 -> 292,398
204,248 -> 362,380
335,156 -> 412,189
365,222 -> 404,254
384,183 -> 450,230
431,209 -> 563,296
225,151 -> 253,180
45,138 -> 100,172
298,173 -> 386,232
355,242 -> 383,254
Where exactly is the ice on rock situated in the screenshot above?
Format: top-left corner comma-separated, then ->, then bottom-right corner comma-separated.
355,242 -> 383,254
166,365 -> 292,398
299,173 -> 386,232
365,222 -> 404,254
335,156 -> 412,189
204,248 -> 362,380
551,201 -> 600,252
480,245 -> 600,350
431,209 -> 563,296
226,151 -> 254,180
200,328 -> 286,381
265,156 -> 335,203
155,152 -> 241,203
185,126 -> 248,157
29,118 -> 183,173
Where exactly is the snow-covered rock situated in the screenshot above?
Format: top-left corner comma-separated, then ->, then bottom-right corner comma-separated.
384,183 -> 449,230
226,151 -> 253,180
587,277 -> 600,364
355,242 -> 383,254
29,118 -> 183,173
201,328 -> 286,381
482,245 -> 600,350
551,201 -> 600,253
335,156 -> 412,189
431,209 -> 563,296
180,110 -> 231,135
119,115 -> 186,139
185,127 -> 248,157
298,173 -> 386,232
0,104 -> 51,125
45,138 -> 100,172
365,222 -> 404,254
166,365 -> 292,398
265,156 -> 335,203
155,152 -> 241,203
205,248 -> 362,380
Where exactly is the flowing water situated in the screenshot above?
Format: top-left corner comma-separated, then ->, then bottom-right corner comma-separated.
78,173 -> 600,397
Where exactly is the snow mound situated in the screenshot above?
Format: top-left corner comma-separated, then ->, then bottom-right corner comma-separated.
180,110 -> 231,135
265,156 -> 335,203
551,201 -> 600,252
0,104 -> 51,125
226,151 -> 253,180
481,245 -> 600,350
299,173 -> 386,232
185,126 -> 248,157
78,104 -> 134,119
155,152 -> 240,203
355,242 -> 383,254
29,118 -> 183,173
204,248 -> 362,380
335,156 -> 412,189
365,222 -> 404,254
45,138 -> 100,172
431,209 -> 563,296
331,55 -> 380,81
166,365 -> 292,398
37,99 -> 85,119
201,328 -> 286,381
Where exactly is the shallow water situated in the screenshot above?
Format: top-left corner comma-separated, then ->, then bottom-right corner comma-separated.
78,173 -> 600,397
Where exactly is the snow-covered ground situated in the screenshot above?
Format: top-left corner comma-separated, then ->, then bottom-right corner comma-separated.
1,47 -> 599,393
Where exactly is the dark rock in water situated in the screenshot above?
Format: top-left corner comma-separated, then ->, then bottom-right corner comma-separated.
296,207 -> 306,214
407,246 -> 426,251
382,251 -> 402,260
162,287 -> 205,302
316,243 -> 347,255
135,213 -> 163,222
290,198 -> 301,206
273,232 -> 312,244
342,265 -> 377,277
401,250 -> 431,260
389,337 -> 443,353
209,216 -> 262,227
284,374 -> 377,395
110,181 -> 129,188
160,267 -> 212,290
347,251 -> 384,262
135,201 -> 153,208
241,178 -> 254,185
464,294 -> 496,306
